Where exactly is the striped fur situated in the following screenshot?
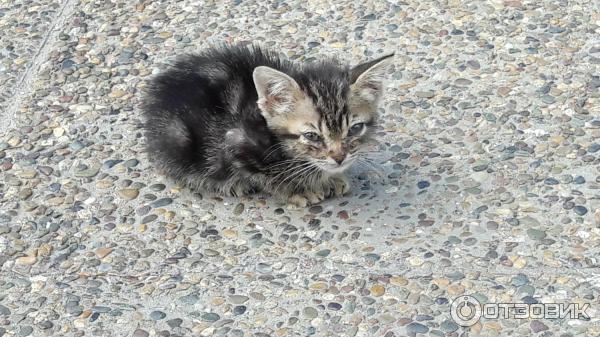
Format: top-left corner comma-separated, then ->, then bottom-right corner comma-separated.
141,44 -> 392,206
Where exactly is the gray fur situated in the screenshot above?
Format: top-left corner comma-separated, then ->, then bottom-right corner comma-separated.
141,45 -> 393,206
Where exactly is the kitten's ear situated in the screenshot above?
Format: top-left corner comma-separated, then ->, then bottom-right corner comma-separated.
253,66 -> 301,116
349,53 -> 394,106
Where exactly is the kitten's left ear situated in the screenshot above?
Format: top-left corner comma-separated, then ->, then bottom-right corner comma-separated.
350,53 -> 394,106
253,66 -> 301,116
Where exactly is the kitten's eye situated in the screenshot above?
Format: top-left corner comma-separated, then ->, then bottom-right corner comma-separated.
302,132 -> 321,142
348,123 -> 365,137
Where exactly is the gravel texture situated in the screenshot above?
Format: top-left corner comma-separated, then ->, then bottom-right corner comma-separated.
0,0 -> 61,109
1,0 -> 599,336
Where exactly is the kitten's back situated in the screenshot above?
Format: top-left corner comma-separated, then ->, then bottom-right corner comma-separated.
140,45 -> 287,185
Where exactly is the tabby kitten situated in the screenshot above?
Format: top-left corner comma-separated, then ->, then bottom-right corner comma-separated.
142,45 -> 392,207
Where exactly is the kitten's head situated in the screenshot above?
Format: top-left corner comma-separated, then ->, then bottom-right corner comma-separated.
253,54 -> 393,174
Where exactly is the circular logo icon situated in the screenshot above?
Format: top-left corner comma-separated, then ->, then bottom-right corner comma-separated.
450,295 -> 482,326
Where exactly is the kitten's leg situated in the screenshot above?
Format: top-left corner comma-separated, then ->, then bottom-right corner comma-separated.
326,174 -> 350,197
228,183 -> 248,197
284,176 -> 351,207
287,194 -> 310,208
286,189 -> 326,208
264,170 -> 337,207
224,179 -> 256,197
264,180 -> 325,208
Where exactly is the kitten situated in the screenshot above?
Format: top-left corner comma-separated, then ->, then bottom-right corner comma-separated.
141,45 -> 392,207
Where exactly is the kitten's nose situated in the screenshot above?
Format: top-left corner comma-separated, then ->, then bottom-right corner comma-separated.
331,152 -> 346,165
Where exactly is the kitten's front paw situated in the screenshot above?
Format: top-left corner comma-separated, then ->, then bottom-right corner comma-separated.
287,190 -> 325,208
328,175 -> 350,197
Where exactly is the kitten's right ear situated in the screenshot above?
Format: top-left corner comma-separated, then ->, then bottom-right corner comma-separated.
253,66 -> 300,116
349,53 -> 394,107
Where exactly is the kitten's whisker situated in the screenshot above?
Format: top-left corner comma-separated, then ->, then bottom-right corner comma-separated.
283,163 -> 317,189
266,157 -> 303,167
354,158 -> 385,179
272,162 -> 315,195
352,150 -> 378,157
262,143 -> 286,161
356,158 -> 383,171
353,153 -> 381,165
292,165 -> 319,192
270,162 -> 311,185
265,159 -> 303,170
310,167 -> 323,192
300,166 -> 321,193
270,161 -> 310,180
364,159 -> 386,172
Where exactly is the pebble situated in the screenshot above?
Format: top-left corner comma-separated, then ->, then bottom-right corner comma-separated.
303,307 -> 318,319
95,247 -> 113,258
91,306 -> 111,313
370,284 -> 385,297
530,320 -> 548,333
406,322 -> 429,333
233,305 -> 246,315
407,256 -> 424,266
417,181 -> 430,189
19,326 -> 33,337
440,320 -> 458,332
233,203 -> 244,215
327,302 -> 342,310
467,60 -> 480,69
179,294 -> 199,305
104,160 -> 123,169
511,274 -> 529,287
123,159 -> 139,167
74,164 -> 101,178
527,229 -> 546,241
149,184 -> 166,191
0,305 -> 10,316
415,91 -> 435,98
337,210 -> 349,219
201,313 -> 220,322
229,295 -> 249,304
520,216 -> 540,227
544,178 -> 559,185
150,310 -> 166,320
132,329 -> 149,337
118,189 -> 140,200
150,198 -> 173,208
18,188 -> 32,200
167,318 -> 183,328
573,206 -> 588,215
472,161 -> 488,172
16,255 -> 37,265
96,180 -> 114,189
38,320 -> 53,329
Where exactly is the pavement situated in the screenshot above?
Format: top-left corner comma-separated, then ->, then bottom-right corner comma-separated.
0,0 -> 599,336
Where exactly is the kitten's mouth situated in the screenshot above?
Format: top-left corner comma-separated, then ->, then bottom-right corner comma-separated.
312,158 -> 355,174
